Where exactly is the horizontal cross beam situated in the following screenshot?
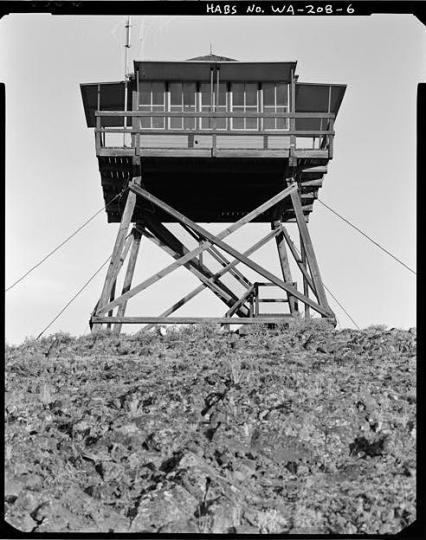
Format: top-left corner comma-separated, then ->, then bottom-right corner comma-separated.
91,316 -> 294,325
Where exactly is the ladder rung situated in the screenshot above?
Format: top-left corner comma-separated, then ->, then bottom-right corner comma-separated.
256,313 -> 292,318
258,298 -> 288,303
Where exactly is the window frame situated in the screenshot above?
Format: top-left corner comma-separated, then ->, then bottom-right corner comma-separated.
230,82 -> 260,131
168,81 -> 197,131
199,81 -> 228,131
138,81 -> 167,130
137,79 -> 291,133
261,82 -> 290,131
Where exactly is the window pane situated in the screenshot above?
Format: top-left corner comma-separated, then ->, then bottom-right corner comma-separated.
263,83 -> 274,106
276,83 -> 288,105
170,104 -> 182,129
264,118 -> 274,130
264,106 -> 274,130
170,117 -> 182,129
277,118 -> 286,129
233,118 -> 244,130
139,83 -> 151,105
216,104 -> 226,130
152,105 -> 165,128
246,117 -> 258,130
170,83 -> 182,106
245,84 -> 258,106
184,117 -> 195,129
200,83 -> 211,106
139,104 -> 151,128
217,83 -> 227,107
152,82 -> 165,105
232,83 -> 244,106
183,83 -> 196,107
232,104 -> 244,130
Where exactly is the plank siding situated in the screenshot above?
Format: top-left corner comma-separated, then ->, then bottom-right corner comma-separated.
138,134 -> 272,150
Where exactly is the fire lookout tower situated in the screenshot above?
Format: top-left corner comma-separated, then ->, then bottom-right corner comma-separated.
81,54 -> 346,332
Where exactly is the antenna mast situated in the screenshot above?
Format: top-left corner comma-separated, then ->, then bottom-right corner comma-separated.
124,16 -> 132,78
123,16 -> 132,147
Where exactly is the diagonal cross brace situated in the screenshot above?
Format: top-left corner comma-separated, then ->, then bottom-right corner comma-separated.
96,183 -> 298,315
140,221 -> 249,317
127,184 -> 332,317
181,223 -> 252,289
143,227 -> 283,331
143,216 -> 249,314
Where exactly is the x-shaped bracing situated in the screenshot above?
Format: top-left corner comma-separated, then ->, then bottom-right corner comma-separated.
91,177 -> 335,329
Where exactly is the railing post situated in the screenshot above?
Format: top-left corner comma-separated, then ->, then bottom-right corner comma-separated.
131,91 -> 140,151
328,117 -> 334,159
95,113 -> 101,152
290,69 -> 296,152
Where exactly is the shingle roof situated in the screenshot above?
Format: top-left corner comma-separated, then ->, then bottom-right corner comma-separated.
186,54 -> 237,62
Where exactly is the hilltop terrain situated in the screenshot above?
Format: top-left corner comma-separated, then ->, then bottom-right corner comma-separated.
5,320 -> 416,534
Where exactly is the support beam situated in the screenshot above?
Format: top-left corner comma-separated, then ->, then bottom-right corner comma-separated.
224,285 -> 256,318
272,219 -> 297,314
280,226 -> 316,294
181,223 -> 252,290
96,178 -> 140,315
96,183 -> 299,315
300,232 -> 310,320
115,184 -> 330,317
140,221 -> 249,317
144,217 -> 248,314
114,228 -> 142,334
143,227 -> 282,332
107,281 -> 116,330
92,227 -> 134,328
289,181 -> 332,316
92,316 -> 294,325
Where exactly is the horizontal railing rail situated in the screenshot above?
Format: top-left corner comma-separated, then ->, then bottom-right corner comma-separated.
95,110 -> 336,119
96,128 -> 334,136
94,110 -> 335,157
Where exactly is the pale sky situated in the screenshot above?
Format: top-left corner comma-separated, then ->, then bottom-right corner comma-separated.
2,13 -> 423,344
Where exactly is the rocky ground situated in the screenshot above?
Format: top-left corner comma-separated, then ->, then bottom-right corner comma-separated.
4,320 -> 416,534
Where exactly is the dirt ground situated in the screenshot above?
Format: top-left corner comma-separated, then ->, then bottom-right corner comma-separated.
4,320 -> 416,533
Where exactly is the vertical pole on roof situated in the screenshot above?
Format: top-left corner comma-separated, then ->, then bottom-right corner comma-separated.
124,16 -> 132,78
123,16 -> 132,147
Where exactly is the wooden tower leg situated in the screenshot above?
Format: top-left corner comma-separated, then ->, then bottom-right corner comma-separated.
93,183 -> 333,327
300,233 -> 310,319
288,179 -> 333,318
106,281 -> 116,330
92,177 -> 140,332
272,219 -> 298,314
113,228 -> 142,334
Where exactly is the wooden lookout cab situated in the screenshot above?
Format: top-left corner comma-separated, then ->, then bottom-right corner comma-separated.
81,54 -> 346,331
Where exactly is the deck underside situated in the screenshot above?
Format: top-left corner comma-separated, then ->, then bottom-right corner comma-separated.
99,153 -> 329,224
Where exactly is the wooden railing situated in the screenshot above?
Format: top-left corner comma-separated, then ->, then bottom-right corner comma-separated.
94,110 -> 335,157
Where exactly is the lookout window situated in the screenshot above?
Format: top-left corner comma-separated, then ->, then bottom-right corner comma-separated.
200,82 -> 227,130
262,83 -> 289,130
139,82 -> 166,129
230,82 -> 259,130
169,82 -> 197,129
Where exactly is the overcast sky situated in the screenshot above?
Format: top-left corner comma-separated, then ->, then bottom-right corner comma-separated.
2,13 -> 423,344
